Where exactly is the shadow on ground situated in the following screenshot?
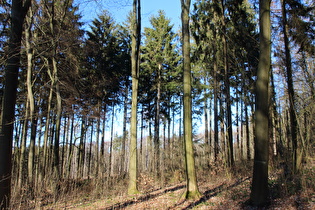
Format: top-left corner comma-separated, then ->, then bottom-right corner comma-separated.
181,177 -> 251,209
103,177 -> 251,209
103,184 -> 186,209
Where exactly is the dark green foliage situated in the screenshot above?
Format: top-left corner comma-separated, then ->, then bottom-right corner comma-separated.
140,10 -> 181,122
82,11 -> 131,105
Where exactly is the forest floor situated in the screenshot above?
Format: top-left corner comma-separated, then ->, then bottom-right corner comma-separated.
32,161 -> 315,209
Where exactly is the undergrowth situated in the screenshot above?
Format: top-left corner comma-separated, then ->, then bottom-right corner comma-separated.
9,157 -> 315,209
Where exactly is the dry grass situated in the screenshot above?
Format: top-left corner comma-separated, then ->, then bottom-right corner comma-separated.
11,159 -> 315,209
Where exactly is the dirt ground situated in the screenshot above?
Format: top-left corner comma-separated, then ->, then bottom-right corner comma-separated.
42,166 -> 315,210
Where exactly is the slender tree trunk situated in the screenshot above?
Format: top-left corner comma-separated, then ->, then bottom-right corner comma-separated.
0,0 -> 30,207
88,120 -> 93,179
270,70 -> 279,157
213,29 -> 219,162
154,64 -> 161,176
35,112 -> 43,187
149,120 -> 153,173
42,71 -> 54,178
109,103 -> 115,176
209,94 -> 212,160
13,120 -> 23,185
236,96 -> 240,160
95,102 -> 101,177
250,0 -> 271,205
67,112 -> 75,178
121,88 -> 128,174
25,10 -> 37,188
48,119 -> 55,176
101,105 -> 106,179
245,100 -> 251,160
181,0 -> 201,199
204,94 -> 209,161
78,117 -> 86,178
281,0 -> 300,173
240,99 -> 244,159
167,98 -> 171,161
219,0 -> 234,167
128,0 -> 141,195
18,103 -> 29,190
219,97 -> 226,164
52,57 -> 62,183
300,52 -> 313,156
61,117 -> 68,178
140,104 -> 144,171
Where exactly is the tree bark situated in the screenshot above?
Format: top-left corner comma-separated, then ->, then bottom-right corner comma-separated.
204,94 -> 209,160
281,0 -> 300,173
95,102 -> 101,177
42,70 -> 54,178
250,0 -> 271,206
219,0 -> 234,168
109,103 -> 115,176
0,0 -> 30,207
154,63 -> 161,176
18,102 -> 29,190
181,0 -> 201,199
78,117 -> 86,178
87,120 -> 93,179
25,9 -> 37,188
121,87 -> 128,174
67,112 -> 75,178
128,0 -> 141,195
100,105 -> 107,179
213,28 -> 219,162
52,56 -> 62,182
245,100 -> 251,160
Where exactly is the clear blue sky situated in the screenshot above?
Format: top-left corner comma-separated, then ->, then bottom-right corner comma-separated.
76,0 -> 194,30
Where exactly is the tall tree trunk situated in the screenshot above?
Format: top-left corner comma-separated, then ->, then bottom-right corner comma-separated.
67,112 -> 75,178
245,100 -> 251,160
270,69 -> 279,158
128,0 -> 141,195
181,0 -> 201,199
52,57 -> 62,183
204,93 -> 209,161
250,0 -> 271,205
219,96 -> 226,164
100,105 -> 107,179
13,119 -> 23,185
154,64 -> 162,176
140,104 -> 144,171
42,69 -> 54,178
281,0 -> 300,173
167,98 -> 171,161
240,99 -> 244,159
61,117 -> 68,178
25,10 -> 37,188
78,117 -> 86,178
35,112 -> 43,187
109,103 -> 115,177
209,95 -> 212,160
18,103 -> 29,190
0,0 -> 30,207
121,88 -> 128,174
95,102 -> 101,177
213,28 -> 219,162
219,0 -> 234,167
87,120 -> 93,179
236,95 -> 240,160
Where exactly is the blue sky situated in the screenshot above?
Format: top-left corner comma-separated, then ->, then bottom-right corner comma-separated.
75,0 -> 200,139
76,0 -> 192,30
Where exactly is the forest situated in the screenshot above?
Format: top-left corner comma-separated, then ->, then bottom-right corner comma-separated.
0,0 -> 314,209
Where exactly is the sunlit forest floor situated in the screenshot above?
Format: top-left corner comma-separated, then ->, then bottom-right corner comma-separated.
15,159 -> 315,209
